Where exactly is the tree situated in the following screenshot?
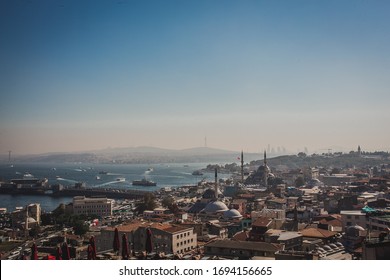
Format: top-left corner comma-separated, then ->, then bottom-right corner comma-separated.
162,196 -> 180,214
295,176 -> 305,187
135,193 -> 157,214
162,196 -> 175,208
73,219 -> 89,236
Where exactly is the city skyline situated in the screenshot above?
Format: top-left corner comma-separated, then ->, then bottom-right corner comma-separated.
1,0 -> 390,155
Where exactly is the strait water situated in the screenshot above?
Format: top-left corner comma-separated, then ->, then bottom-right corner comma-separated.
0,162 -> 228,212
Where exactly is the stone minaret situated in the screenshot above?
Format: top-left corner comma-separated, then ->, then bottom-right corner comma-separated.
241,150 -> 244,183
214,167 -> 218,199
24,207 -> 29,237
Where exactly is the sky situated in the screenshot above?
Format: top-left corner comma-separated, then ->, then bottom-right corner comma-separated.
1,0 -> 390,155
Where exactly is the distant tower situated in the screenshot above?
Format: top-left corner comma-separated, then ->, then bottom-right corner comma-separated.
241,150 -> 244,183
8,150 -> 11,162
265,152 -> 268,188
214,168 -> 218,199
358,145 -> 361,156
204,137 -> 207,148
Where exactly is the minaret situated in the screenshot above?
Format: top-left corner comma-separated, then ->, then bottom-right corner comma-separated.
241,150 -> 244,183
293,204 -> 298,231
358,145 -> 361,156
25,207 -> 29,237
264,150 -> 268,188
214,168 -> 218,199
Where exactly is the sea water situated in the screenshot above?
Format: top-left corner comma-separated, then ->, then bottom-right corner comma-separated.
0,162 -> 225,211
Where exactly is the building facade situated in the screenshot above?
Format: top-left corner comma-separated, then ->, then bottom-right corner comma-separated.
72,196 -> 113,217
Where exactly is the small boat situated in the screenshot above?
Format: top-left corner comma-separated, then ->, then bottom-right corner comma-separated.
96,176 -> 101,180
132,178 -> 156,186
99,171 -> 108,175
116,177 -> 126,182
146,167 -> 154,172
23,172 -> 34,178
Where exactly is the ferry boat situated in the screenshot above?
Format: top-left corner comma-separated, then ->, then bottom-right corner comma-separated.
116,177 -> 126,182
132,178 -> 156,186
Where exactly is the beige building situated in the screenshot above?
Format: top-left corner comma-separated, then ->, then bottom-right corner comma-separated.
340,210 -> 368,230
96,221 -> 197,255
72,196 -> 113,217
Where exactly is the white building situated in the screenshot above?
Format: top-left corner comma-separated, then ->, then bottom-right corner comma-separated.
72,196 -> 113,217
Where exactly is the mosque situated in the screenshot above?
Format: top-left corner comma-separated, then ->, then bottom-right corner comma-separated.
187,150 -> 276,220
244,151 -> 274,187
187,168 -> 243,221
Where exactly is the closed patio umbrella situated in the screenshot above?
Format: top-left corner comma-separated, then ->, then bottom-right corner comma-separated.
113,228 -> 120,254
55,245 -> 62,260
145,228 -> 153,254
89,236 -> 97,260
31,243 -> 38,260
121,233 -> 129,260
61,242 -> 70,260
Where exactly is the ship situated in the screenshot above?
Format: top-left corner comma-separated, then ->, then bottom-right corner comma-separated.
132,178 -> 156,186
192,170 -> 203,176
116,177 -> 126,182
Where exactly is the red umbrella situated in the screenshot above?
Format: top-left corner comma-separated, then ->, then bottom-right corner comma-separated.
89,236 -> 97,260
145,228 -> 153,254
61,242 -> 70,260
113,228 -> 120,254
31,243 -> 38,260
55,245 -> 62,260
121,233 -> 129,260
45,254 -> 56,260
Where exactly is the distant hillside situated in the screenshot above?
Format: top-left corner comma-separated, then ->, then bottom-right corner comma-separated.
252,153 -> 390,169
5,146 -> 261,164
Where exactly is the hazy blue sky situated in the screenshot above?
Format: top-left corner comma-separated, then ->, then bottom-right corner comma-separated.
1,0 -> 389,155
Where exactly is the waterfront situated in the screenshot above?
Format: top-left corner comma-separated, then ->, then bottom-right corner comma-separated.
0,162 -> 227,212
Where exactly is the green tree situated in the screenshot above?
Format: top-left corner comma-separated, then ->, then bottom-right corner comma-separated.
73,219 -> 89,235
295,176 -> 305,187
162,196 -> 180,214
135,193 -> 157,214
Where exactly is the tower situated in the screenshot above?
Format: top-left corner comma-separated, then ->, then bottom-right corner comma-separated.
24,207 -> 29,238
358,145 -> 361,156
264,151 -> 268,188
241,150 -> 244,183
214,168 -> 218,199
8,150 -> 11,162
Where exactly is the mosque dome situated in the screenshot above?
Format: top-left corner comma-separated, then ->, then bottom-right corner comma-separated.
203,201 -> 229,214
27,217 -> 37,223
346,225 -> 365,237
257,164 -> 271,173
202,188 -> 222,199
223,209 -> 243,219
